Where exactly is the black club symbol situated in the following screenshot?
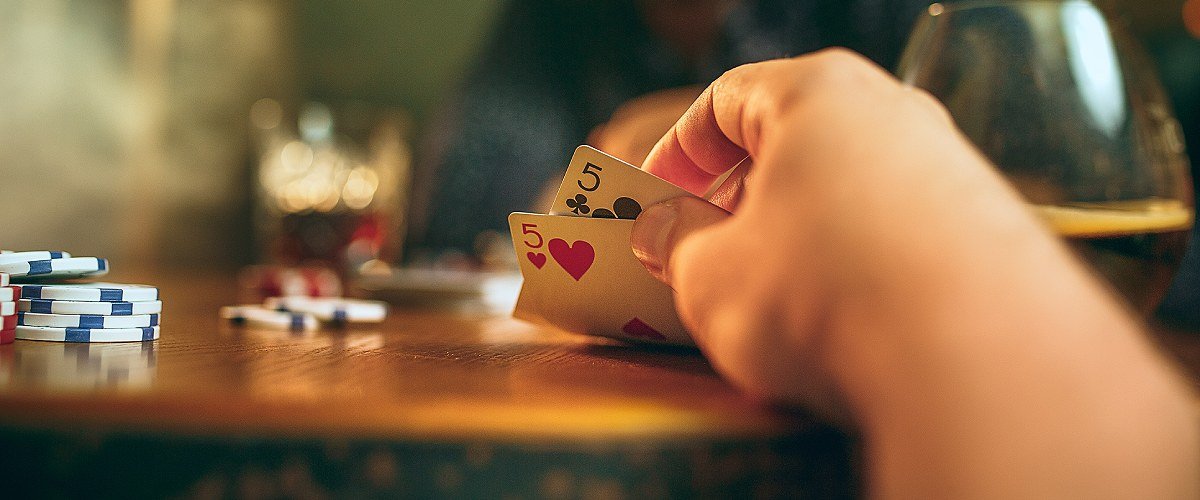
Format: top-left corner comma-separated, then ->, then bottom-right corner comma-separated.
565,194 -> 590,215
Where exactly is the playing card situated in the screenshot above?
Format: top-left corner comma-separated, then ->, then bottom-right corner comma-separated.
549,145 -> 696,220
508,212 -> 693,346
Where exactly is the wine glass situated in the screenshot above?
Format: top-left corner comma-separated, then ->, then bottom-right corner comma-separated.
897,1 -> 1194,315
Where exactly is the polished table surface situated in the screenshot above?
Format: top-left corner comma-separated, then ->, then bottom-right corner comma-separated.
1,269 -> 1198,498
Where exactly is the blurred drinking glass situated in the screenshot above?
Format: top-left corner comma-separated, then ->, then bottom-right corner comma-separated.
250,100 -> 412,274
898,1 -> 1194,315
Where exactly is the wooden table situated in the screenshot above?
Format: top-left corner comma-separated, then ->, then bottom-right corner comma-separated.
0,270 -> 1196,498
0,270 -> 855,498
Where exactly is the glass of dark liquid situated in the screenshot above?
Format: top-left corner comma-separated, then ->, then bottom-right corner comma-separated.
898,1 -> 1194,316
250,100 -> 413,273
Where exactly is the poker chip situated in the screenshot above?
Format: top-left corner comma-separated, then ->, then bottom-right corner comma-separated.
264,296 -> 387,323
0,327 -> 12,345
0,285 -> 19,302
0,251 -> 70,265
0,257 -> 108,281
220,305 -> 317,331
2,314 -> 15,330
0,302 -> 13,316
15,325 -> 158,343
18,312 -> 159,329
0,273 -> 9,287
18,282 -> 159,302
18,299 -> 162,316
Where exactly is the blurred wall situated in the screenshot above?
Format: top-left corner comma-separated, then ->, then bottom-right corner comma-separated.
0,0 -> 505,268
297,0 -> 506,121
0,0 -> 293,268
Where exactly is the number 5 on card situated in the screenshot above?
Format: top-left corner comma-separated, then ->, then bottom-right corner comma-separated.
508,212 -> 693,346
550,146 -> 698,220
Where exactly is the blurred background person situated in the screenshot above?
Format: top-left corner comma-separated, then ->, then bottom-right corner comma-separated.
405,0 -> 932,260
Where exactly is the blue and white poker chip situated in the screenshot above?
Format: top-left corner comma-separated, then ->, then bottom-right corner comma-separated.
19,282 -> 159,302
18,311 -> 160,329
1,256 -> 108,281
0,251 -> 70,265
18,298 -> 162,316
220,305 -> 317,331
264,297 -> 387,323
15,325 -> 159,343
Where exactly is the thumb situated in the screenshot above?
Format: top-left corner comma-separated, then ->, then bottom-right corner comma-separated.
631,197 -> 731,285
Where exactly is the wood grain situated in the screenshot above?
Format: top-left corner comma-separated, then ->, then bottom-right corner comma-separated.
0,270 -> 817,444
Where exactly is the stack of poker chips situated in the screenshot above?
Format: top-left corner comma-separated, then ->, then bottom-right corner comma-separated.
0,250 -> 160,343
0,270 -> 14,344
221,296 -> 386,332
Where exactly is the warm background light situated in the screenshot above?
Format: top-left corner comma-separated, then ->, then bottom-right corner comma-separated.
1186,0 -> 1200,38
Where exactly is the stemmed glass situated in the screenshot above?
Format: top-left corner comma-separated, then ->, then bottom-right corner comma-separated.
897,1 -> 1194,315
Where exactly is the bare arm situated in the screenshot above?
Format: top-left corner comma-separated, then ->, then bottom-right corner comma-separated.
633,49 -> 1200,498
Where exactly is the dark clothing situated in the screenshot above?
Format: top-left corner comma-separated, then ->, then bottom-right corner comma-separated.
409,0 -> 932,254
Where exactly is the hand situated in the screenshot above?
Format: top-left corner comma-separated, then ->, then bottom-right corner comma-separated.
632,49 -> 1198,498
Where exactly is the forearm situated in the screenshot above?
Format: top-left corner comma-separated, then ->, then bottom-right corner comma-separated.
821,187 -> 1200,498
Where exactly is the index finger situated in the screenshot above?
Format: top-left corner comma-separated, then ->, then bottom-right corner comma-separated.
641,83 -> 749,195
642,50 -> 897,195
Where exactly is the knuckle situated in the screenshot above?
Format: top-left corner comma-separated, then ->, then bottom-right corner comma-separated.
909,87 -> 954,124
803,48 -> 879,85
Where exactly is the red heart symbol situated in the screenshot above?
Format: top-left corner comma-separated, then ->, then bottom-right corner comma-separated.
527,252 -> 546,269
622,318 -> 665,340
548,238 -> 594,281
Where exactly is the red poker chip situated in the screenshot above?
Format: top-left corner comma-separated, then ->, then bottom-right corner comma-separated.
1,314 -> 14,330
0,327 -> 13,345
0,285 -> 18,302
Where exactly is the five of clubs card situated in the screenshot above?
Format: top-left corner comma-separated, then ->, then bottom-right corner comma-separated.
509,145 -> 715,346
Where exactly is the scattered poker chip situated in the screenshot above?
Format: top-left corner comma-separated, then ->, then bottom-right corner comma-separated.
0,251 -> 70,265
2,314 -> 15,330
0,327 -> 12,344
18,282 -> 159,302
0,302 -> 13,316
220,305 -> 317,331
0,285 -> 17,302
18,312 -> 160,329
15,325 -> 159,343
1,257 -> 108,281
18,299 -> 162,316
264,296 -> 387,323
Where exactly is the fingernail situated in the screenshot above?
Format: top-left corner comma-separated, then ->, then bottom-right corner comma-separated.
631,200 -> 679,278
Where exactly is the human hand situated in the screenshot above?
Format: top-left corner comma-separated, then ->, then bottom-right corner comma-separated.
632,48 -> 1024,410
631,49 -> 1198,497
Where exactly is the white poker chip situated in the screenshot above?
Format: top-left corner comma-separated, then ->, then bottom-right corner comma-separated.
18,312 -> 159,329
0,302 -> 13,316
15,325 -> 159,343
1,256 -> 109,281
264,296 -> 387,323
18,282 -> 159,302
18,299 -> 162,316
220,305 -> 317,331
0,251 -> 70,265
